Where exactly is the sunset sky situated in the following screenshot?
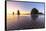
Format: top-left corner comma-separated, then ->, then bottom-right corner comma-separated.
7,1 -> 44,15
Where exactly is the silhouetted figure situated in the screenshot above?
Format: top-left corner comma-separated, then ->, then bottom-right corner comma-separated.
17,10 -> 20,15
13,12 -> 14,15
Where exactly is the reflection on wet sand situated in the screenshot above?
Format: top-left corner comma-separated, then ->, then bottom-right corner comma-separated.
7,14 -> 45,30
31,14 -> 38,21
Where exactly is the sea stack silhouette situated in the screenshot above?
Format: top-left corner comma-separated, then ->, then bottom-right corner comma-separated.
31,8 -> 39,20
17,10 -> 20,15
13,12 -> 14,15
31,8 -> 39,15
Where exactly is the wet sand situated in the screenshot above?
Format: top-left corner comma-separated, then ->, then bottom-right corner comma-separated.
7,15 -> 45,30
